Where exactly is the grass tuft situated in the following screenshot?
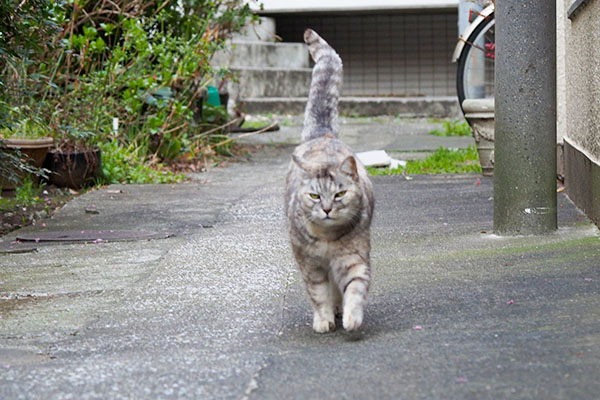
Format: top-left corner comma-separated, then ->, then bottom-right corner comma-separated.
368,145 -> 482,175
429,120 -> 471,137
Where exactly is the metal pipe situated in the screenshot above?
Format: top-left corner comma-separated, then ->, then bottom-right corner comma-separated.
494,0 -> 557,235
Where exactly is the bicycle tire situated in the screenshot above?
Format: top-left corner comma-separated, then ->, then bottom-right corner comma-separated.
456,13 -> 495,111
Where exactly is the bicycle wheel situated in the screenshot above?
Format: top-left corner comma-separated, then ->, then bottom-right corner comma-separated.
456,13 -> 495,110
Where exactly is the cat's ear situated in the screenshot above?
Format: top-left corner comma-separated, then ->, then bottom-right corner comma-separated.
340,156 -> 358,180
292,154 -> 310,171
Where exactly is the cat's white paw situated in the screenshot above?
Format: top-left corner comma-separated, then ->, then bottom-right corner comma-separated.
313,315 -> 335,333
342,306 -> 363,331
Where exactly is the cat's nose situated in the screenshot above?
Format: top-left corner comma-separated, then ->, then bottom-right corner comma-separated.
323,207 -> 332,215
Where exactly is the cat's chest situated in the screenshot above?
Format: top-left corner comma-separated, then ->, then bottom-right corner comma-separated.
306,239 -> 339,261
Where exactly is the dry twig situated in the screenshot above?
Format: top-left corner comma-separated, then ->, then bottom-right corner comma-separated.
206,121 -> 278,150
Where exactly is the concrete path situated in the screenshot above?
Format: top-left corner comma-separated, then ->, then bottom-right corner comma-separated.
1,120 -> 599,399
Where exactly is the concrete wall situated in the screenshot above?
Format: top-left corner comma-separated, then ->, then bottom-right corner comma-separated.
556,0 -> 567,145
254,0 -> 458,13
564,0 -> 600,161
563,0 -> 600,226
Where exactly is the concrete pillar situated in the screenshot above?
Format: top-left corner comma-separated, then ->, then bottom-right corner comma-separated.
494,1 -> 557,235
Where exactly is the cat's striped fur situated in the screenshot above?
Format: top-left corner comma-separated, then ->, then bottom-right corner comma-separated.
285,29 -> 374,332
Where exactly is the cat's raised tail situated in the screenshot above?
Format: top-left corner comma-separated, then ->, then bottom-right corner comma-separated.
301,29 -> 343,143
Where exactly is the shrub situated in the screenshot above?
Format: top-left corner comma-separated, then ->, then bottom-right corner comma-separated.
99,140 -> 183,184
1,0 -> 260,183
0,0 -> 59,183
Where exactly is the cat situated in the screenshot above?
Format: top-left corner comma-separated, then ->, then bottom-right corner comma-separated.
285,29 -> 374,333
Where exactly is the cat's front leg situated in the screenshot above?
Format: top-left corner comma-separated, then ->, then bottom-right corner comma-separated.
332,255 -> 370,331
303,268 -> 336,333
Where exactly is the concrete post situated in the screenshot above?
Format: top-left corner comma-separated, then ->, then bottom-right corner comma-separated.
493,0 -> 557,235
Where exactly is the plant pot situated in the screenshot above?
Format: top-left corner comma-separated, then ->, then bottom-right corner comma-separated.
462,98 -> 495,176
0,137 -> 54,190
43,147 -> 102,189
219,93 -> 229,108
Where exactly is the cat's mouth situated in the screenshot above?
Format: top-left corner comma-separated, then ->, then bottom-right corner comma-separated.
322,215 -> 338,223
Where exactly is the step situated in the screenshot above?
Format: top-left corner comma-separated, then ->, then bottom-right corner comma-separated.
227,67 -> 313,98
212,41 -> 309,69
239,96 -> 461,118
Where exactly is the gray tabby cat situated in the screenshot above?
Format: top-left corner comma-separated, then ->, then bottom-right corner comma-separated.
285,29 -> 374,333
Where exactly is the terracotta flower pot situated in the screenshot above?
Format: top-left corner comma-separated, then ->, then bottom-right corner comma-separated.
0,137 -> 54,189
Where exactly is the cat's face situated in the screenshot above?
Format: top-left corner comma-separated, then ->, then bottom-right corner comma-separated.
296,157 -> 362,227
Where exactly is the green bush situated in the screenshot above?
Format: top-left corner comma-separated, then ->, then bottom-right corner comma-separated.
0,0 -> 59,183
1,0 -> 260,183
99,141 -> 184,184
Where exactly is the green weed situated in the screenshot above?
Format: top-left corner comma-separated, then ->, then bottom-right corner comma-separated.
99,141 -> 184,185
429,120 -> 471,137
369,145 -> 482,175
15,175 -> 43,206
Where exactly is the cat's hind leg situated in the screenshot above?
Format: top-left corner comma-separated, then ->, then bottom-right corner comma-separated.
304,269 -> 336,333
332,255 -> 370,331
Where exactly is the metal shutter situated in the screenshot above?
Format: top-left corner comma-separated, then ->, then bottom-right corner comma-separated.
275,11 -> 457,97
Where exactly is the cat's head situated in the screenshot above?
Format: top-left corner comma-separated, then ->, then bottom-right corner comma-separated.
293,154 -> 363,228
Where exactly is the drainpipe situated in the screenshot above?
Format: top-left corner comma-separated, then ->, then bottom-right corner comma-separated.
493,0 -> 557,235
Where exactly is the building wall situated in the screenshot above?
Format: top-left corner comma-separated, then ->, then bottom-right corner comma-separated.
564,0 -> 600,226
273,11 -> 458,97
565,0 -> 600,161
556,0 -> 567,145
253,0 -> 458,13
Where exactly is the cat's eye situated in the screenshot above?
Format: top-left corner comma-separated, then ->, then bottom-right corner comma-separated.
335,190 -> 347,198
309,193 -> 320,200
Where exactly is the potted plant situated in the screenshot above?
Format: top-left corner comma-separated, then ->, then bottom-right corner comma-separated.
461,98 -> 495,176
0,117 -> 54,189
43,126 -> 102,189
